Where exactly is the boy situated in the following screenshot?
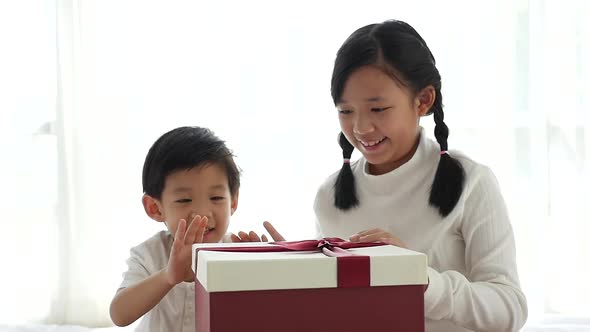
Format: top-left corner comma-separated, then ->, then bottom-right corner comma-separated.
110,126 -> 240,331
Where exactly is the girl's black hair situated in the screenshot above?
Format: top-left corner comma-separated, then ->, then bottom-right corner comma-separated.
334,132 -> 358,209
331,20 -> 465,217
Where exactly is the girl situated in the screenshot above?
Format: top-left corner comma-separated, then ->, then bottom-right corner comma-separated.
313,20 -> 527,332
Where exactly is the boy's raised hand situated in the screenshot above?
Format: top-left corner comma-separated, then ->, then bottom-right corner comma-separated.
165,215 -> 207,285
230,221 -> 285,243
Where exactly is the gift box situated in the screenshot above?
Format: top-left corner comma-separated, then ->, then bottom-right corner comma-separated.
192,239 -> 428,332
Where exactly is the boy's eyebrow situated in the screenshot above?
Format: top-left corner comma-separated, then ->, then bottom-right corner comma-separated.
172,184 -> 227,193
172,187 -> 192,193
209,184 -> 227,190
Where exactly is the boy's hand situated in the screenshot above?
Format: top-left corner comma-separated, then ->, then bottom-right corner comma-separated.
165,215 -> 207,285
230,221 -> 286,242
349,228 -> 407,248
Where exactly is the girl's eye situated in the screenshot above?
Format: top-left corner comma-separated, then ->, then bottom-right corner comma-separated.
338,109 -> 353,115
175,199 -> 192,203
371,107 -> 392,113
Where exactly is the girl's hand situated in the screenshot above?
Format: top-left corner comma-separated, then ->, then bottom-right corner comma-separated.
349,228 -> 407,248
230,221 -> 286,242
165,215 -> 207,285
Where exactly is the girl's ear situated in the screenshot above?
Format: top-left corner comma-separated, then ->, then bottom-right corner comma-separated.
415,85 -> 436,116
142,194 -> 165,222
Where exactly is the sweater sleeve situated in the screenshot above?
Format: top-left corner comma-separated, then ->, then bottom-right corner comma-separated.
424,166 -> 528,332
118,245 -> 151,290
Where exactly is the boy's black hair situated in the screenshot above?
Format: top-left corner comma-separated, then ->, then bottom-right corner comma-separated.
331,20 -> 465,217
142,126 -> 240,199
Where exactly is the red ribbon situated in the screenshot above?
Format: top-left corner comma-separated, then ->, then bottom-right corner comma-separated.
195,238 -> 385,288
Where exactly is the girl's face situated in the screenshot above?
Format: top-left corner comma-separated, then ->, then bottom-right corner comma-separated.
336,65 -> 433,175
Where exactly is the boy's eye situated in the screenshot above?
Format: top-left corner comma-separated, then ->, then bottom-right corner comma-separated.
175,199 -> 192,203
211,196 -> 225,201
338,109 -> 353,115
371,107 -> 391,113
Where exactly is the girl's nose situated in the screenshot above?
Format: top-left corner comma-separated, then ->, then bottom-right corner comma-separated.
353,115 -> 375,135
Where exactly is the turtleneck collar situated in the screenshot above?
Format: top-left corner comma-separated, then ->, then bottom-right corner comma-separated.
355,127 -> 439,195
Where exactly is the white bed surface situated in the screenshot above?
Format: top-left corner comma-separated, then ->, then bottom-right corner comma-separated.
1,323 -> 589,332
0,324 -> 134,332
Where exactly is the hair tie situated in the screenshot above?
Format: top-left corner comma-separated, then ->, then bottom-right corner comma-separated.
343,158 -> 351,164
440,150 -> 448,156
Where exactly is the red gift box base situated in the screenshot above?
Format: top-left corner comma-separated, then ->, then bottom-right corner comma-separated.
195,280 -> 425,332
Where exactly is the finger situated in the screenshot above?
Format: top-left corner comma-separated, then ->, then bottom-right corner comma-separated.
358,232 -> 389,243
350,229 -> 381,242
357,228 -> 382,237
175,219 -> 187,242
194,216 -> 207,243
230,233 -> 242,242
238,231 -> 250,241
263,221 -> 285,241
248,231 -> 261,242
184,215 -> 202,245
261,234 -> 268,242
185,213 -> 199,231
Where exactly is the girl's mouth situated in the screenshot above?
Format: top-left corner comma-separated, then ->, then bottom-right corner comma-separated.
359,137 -> 387,151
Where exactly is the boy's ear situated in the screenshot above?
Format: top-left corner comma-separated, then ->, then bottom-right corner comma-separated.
230,191 -> 239,215
415,85 -> 436,116
142,194 -> 165,222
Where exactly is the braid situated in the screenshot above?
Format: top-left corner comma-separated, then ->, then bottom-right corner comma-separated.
429,100 -> 465,217
334,132 -> 359,210
432,93 -> 448,151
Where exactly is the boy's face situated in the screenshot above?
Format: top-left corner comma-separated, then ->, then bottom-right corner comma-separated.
144,163 -> 237,243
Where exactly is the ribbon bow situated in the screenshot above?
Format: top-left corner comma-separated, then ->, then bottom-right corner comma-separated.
270,237 -> 384,258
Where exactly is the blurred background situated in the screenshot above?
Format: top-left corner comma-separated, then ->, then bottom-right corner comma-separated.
0,0 -> 588,330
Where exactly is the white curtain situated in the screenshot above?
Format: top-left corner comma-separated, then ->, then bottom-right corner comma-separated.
0,0 -> 60,324
0,0 -> 588,328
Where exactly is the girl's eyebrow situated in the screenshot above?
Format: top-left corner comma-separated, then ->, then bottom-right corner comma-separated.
365,96 -> 383,102
339,96 -> 384,104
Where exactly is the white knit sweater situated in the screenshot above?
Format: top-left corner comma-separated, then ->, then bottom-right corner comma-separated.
314,131 -> 527,332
